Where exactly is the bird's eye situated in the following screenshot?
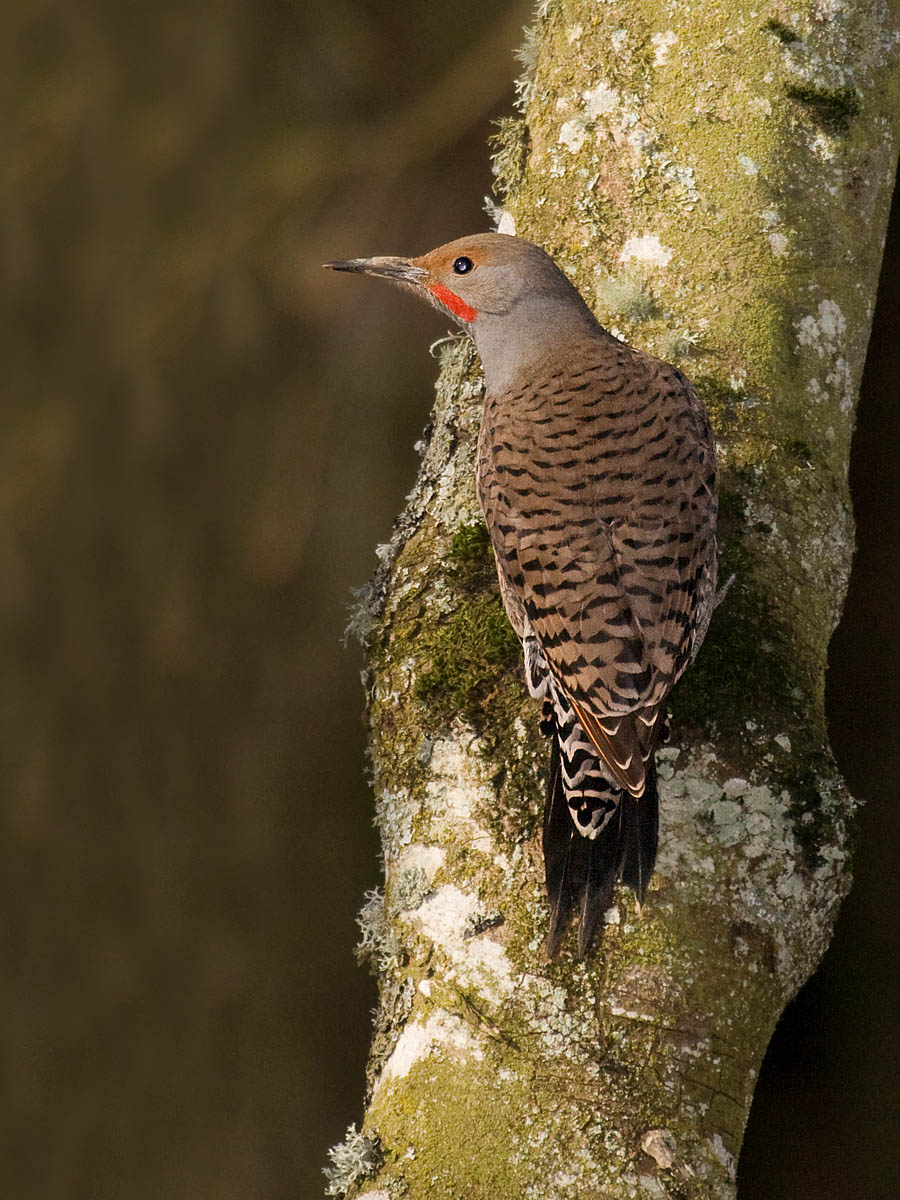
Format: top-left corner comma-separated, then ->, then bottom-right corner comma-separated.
452,256 -> 474,275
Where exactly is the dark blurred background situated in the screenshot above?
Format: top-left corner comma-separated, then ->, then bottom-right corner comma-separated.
3,2 -> 897,1197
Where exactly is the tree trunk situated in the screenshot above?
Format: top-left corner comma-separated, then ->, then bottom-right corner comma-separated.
327,3 -> 900,1196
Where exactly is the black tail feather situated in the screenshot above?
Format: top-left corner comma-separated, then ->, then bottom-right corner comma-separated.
543,737 -> 575,958
576,812 -> 622,957
620,762 -> 659,905
543,745 -> 660,958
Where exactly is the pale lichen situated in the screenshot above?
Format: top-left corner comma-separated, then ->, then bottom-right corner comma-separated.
376,1008 -> 486,1088
356,888 -> 402,972
651,31 -> 678,66
619,233 -> 673,266
323,1125 -> 382,1198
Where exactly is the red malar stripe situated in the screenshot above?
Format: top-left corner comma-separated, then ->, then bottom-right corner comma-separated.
429,283 -> 477,323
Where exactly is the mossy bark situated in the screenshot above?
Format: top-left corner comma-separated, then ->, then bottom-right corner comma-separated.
333,3 -> 900,1197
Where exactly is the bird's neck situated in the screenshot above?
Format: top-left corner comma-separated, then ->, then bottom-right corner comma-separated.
474,301 -> 615,397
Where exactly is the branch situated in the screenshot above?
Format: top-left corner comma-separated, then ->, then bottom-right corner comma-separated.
332,2 -> 900,1196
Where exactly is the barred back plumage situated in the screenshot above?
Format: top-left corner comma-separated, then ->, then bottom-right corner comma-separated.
326,232 -> 718,957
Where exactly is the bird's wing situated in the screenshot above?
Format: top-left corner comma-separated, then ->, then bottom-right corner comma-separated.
511,517 -> 680,794
478,347 -> 717,796
499,461 -> 715,796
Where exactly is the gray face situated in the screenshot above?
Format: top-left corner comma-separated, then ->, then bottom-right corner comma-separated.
326,233 -> 603,393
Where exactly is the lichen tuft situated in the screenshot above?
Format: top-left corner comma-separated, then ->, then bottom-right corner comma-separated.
357,888 -> 403,973
595,270 -> 658,322
323,1124 -> 382,1198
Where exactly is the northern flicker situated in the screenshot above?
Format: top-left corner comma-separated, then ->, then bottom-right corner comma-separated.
326,234 -> 718,956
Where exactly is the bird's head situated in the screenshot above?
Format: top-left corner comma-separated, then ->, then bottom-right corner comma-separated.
325,233 -> 602,389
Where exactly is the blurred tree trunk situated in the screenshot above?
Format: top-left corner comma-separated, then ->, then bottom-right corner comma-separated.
331,3 -> 900,1197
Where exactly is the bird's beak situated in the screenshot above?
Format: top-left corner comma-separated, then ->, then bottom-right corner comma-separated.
323,256 -> 428,285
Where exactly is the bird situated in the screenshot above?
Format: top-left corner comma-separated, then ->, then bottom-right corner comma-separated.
325,233 -> 718,956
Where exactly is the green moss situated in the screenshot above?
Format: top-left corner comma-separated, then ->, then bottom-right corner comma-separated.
448,519 -> 493,576
668,485 -> 799,748
490,116 -> 529,200
414,594 -> 522,729
364,508 -> 544,855
762,17 -> 800,44
785,83 -> 860,131
693,376 -> 766,447
385,520 -> 534,799
370,1054 -> 535,1198
494,116 -> 529,194
783,438 -> 813,467
367,1019 -> 740,1200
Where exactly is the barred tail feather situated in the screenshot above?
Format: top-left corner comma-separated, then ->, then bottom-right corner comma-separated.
543,742 -> 659,958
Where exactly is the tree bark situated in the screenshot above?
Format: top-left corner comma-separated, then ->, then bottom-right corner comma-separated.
328,3 -> 900,1197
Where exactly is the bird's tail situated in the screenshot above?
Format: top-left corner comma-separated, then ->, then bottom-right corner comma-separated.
542,736 -> 659,958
